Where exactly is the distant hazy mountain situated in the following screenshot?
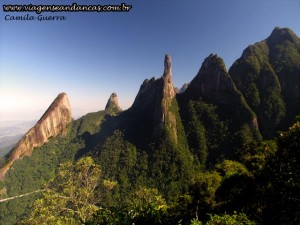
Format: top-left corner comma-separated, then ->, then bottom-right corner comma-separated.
0,120 -> 36,156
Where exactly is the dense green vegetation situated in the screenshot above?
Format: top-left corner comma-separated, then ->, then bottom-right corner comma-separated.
4,118 -> 296,225
0,27 -> 299,225
22,157 -> 101,225
0,125 -> 83,224
1,117 -> 299,224
229,27 -> 300,138
0,110 -> 110,225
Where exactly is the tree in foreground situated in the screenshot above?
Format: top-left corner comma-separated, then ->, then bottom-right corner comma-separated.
205,211 -> 256,225
187,211 -> 256,225
23,157 -> 101,225
90,187 -> 168,225
264,120 -> 300,224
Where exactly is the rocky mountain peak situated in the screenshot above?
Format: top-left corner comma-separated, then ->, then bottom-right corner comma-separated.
0,93 -> 72,180
126,54 -> 178,144
131,54 -> 176,111
105,92 -> 122,114
163,54 -> 172,82
39,92 -> 71,122
202,54 -> 227,72
162,54 -> 176,100
186,54 -> 235,101
267,27 -> 299,46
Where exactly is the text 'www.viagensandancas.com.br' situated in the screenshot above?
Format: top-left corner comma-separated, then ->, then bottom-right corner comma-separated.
3,3 -> 132,21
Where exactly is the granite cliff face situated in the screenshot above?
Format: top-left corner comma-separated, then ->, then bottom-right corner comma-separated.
0,93 -> 72,180
105,92 -> 122,114
126,54 -> 178,143
131,54 -> 175,113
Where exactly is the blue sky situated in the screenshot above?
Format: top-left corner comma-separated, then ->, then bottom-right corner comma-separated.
1,0 -> 300,121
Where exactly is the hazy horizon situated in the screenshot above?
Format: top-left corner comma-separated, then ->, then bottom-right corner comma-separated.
1,0 -> 300,121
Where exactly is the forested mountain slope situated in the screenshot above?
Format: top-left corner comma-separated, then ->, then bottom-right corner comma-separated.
0,27 -> 299,225
229,27 -> 300,137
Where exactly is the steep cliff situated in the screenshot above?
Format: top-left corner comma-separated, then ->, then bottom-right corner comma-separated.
0,93 -> 72,180
125,55 -> 194,194
126,54 -> 178,144
183,54 -> 259,130
229,27 -> 300,137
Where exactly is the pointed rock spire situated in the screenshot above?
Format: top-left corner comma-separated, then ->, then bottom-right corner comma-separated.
267,27 -> 299,46
0,93 -> 72,180
162,54 -> 176,99
40,93 -> 72,122
105,92 -> 122,114
163,54 -> 172,82
127,54 -> 177,143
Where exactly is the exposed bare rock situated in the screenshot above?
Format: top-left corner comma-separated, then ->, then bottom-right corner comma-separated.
162,54 -> 176,123
127,54 -> 178,143
0,93 -> 72,180
105,92 -> 122,114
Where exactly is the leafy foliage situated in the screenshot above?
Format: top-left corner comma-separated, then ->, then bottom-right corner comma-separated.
76,111 -> 107,136
125,187 -> 168,225
230,28 -> 300,138
90,187 -> 168,225
0,126 -> 84,225
1,28 -> 300,225
183,99 -> 229,167
205,212 -> 256,225
216,160 -> 250,178
262,121 -> 300,224
23,157 -> 101,225
235,140 -> 277,174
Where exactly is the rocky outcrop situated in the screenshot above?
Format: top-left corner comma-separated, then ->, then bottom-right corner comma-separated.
0,93 -> 72,180
105,92 -> 122,114
126,54 -> 178,143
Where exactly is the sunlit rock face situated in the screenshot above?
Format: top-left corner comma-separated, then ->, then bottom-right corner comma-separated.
0,93 -> 72,180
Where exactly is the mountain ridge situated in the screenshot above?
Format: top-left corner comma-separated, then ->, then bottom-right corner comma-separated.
0,93 -> 72,180
0,27 -> 300,225
229,27 -> 300,137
